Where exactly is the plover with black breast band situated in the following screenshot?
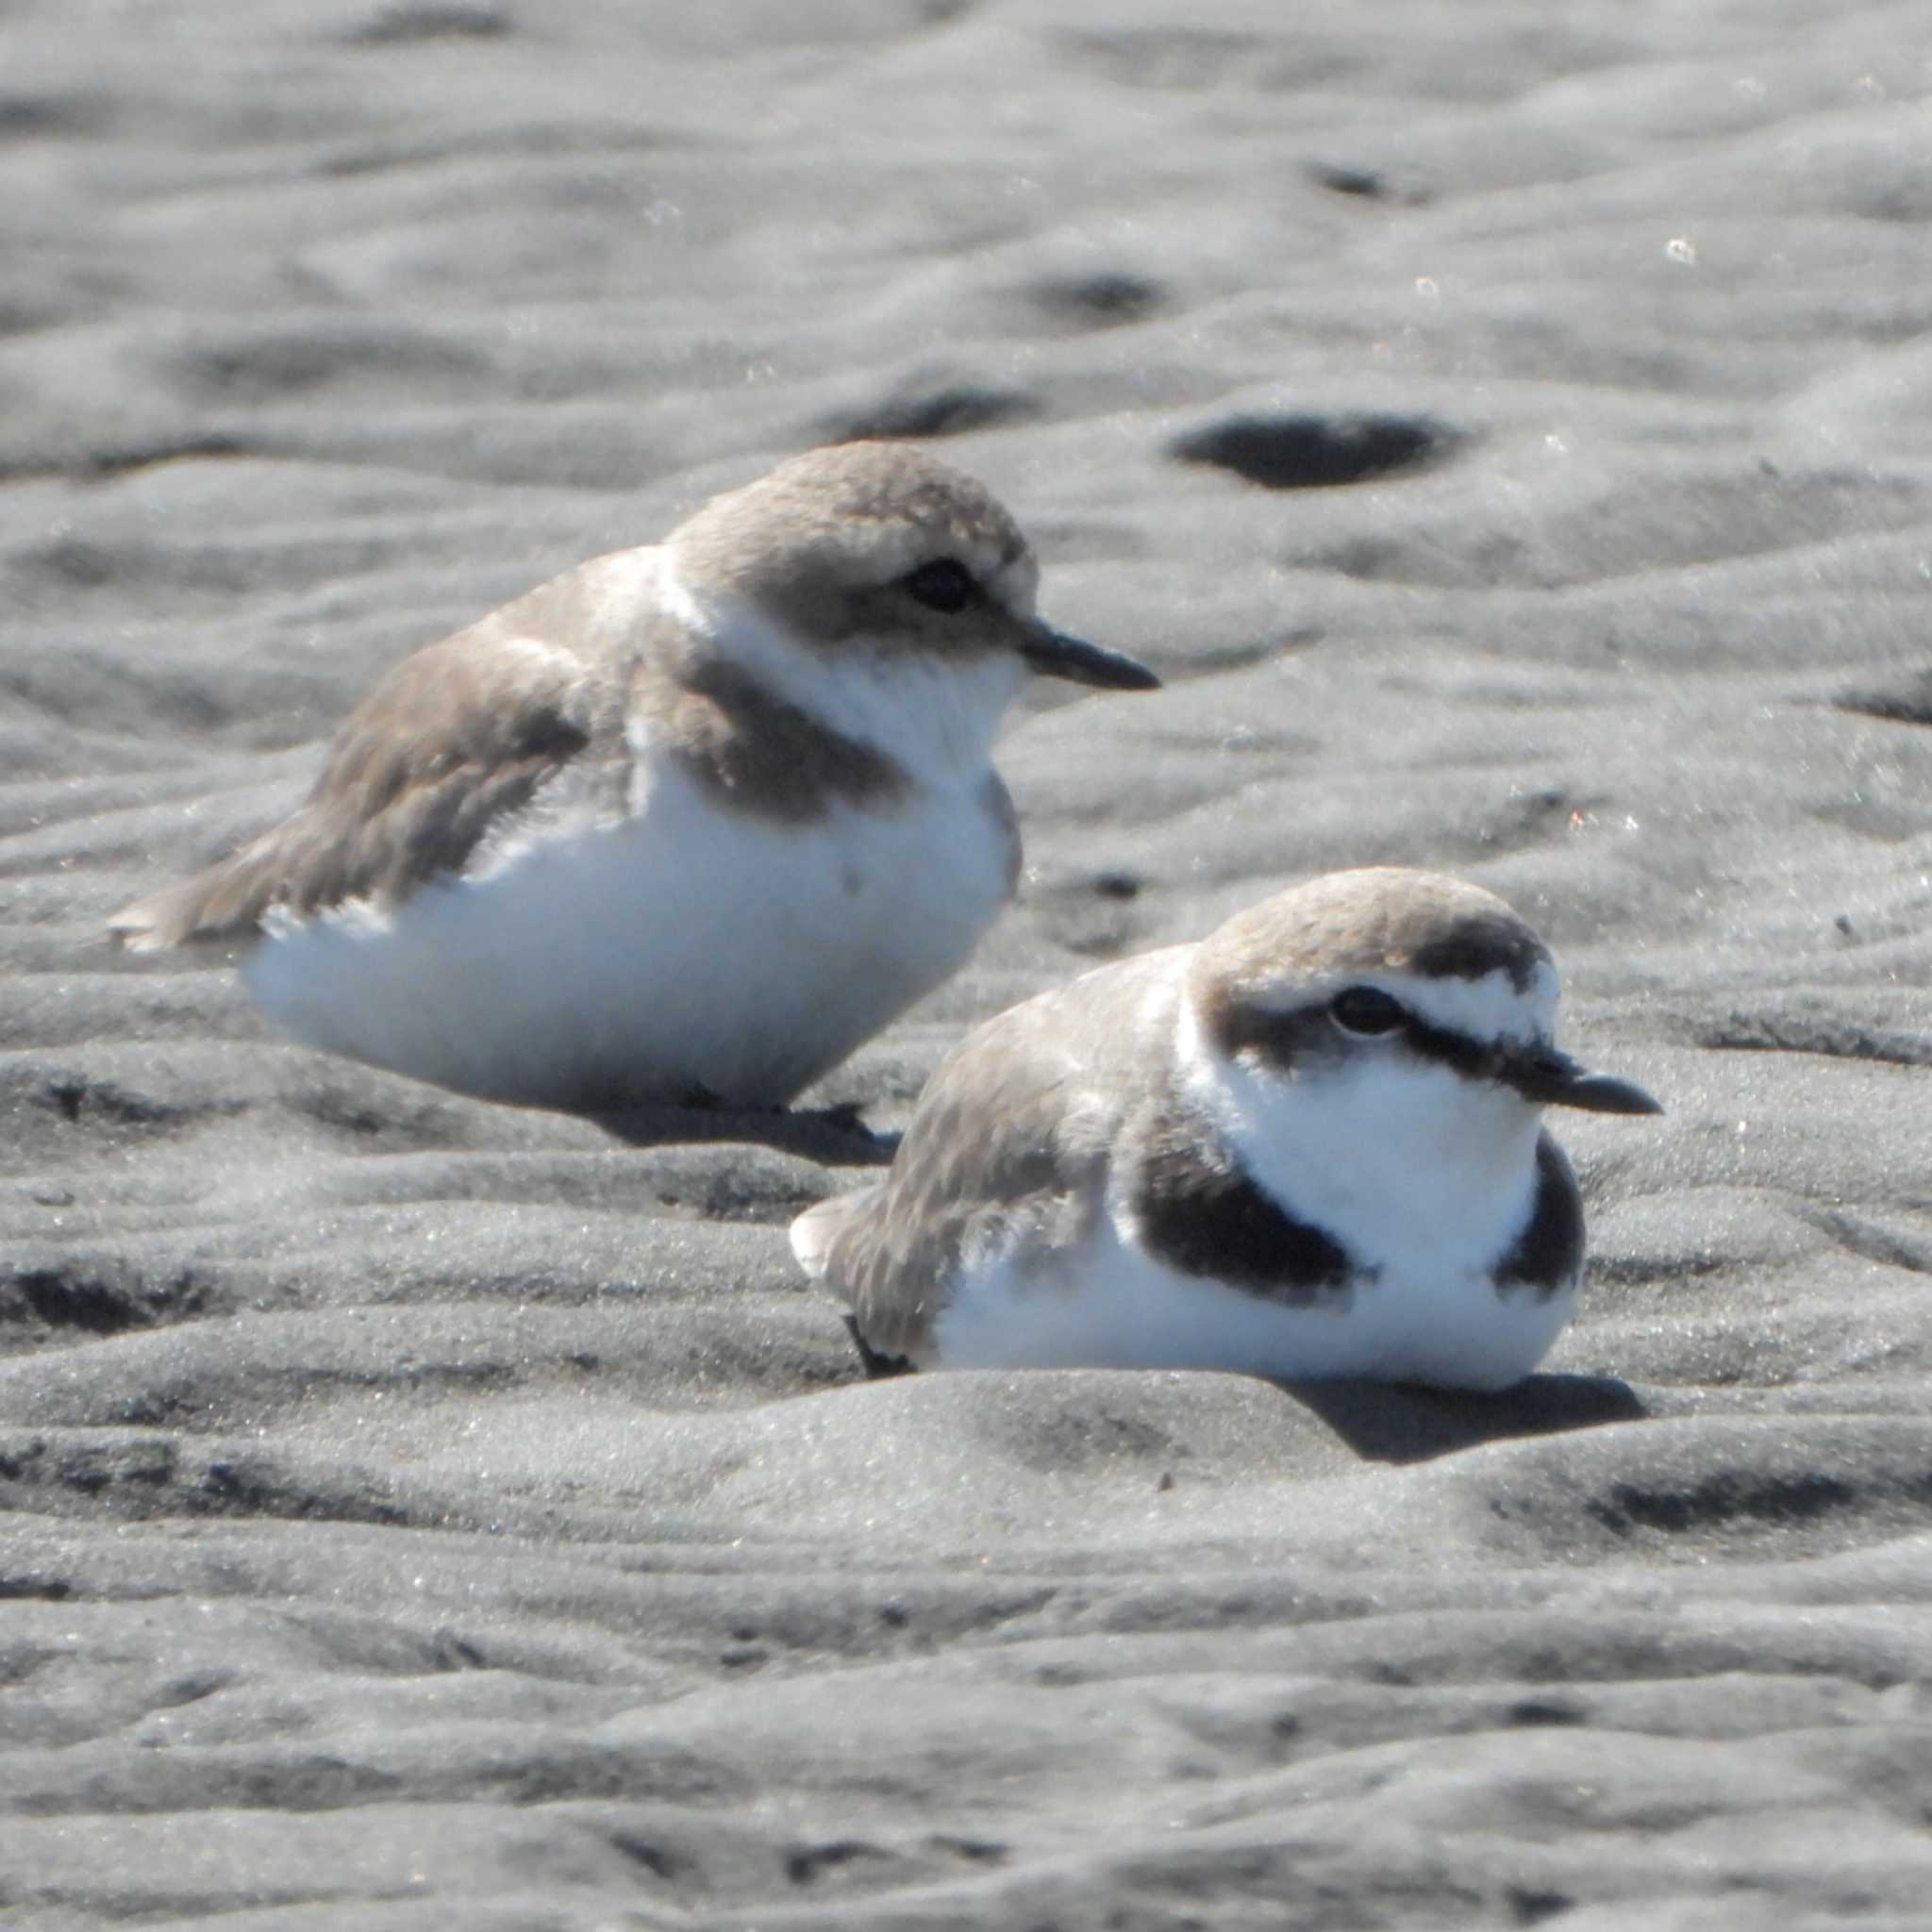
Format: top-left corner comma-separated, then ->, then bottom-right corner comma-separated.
791,867 -> 1661,1391
108,442 -> 1158,1112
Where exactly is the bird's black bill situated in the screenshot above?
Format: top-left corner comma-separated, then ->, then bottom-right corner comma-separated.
1559,1071 -> 1666,1116
1021,624 -> 1161,691
1504,1046 -> 1663,1116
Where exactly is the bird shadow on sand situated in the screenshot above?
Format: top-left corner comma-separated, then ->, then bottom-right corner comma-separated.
1274,1372 -> 1649,1466
585,1097 -> 900,1168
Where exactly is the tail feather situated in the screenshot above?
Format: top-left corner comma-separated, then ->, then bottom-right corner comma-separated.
789,1187 -> 877,1285
104,860 -> 271,953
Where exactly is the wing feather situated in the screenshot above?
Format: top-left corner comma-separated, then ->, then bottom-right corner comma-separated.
797,949 -> 1185,1361
106,575 -> 624,951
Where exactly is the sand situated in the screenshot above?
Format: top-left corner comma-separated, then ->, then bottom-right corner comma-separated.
6,1 -> 1932,1924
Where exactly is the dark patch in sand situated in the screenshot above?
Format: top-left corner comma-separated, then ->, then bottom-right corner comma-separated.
821,381 -> 1042,443
1170,411 -> 1457,491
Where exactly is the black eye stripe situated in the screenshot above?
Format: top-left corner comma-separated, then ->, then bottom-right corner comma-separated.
1399,1011 -> 1506,1082
1213,992 -> 1509,1085
900,558 -> 975,613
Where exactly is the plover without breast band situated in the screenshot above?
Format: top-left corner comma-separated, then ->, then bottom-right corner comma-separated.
108,442 -> 1158,1111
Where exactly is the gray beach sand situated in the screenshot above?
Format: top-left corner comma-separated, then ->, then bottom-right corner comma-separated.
5,2 -> 1932,1924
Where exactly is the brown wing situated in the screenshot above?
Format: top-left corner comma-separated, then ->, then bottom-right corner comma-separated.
108,602 -> 611,952
795,950 -> 1184,1361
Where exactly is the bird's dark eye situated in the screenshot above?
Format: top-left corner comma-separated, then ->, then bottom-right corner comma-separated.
900,558 -> 975,614
1329,985 -> 1405,1036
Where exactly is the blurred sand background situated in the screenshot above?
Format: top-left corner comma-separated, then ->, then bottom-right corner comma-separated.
6,1 -> 1932,1924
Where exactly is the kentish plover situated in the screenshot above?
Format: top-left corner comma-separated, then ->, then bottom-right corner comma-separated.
791,867 -> 1660,1391
108,442 -> 1158,1110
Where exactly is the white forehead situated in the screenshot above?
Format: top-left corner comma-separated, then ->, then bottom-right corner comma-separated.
1218,956 -> 1560,1049
987,545 -> 1040,614
1392,958 -> 1560,1043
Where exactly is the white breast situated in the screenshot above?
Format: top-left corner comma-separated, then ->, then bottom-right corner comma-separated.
932,1209 -> 1574,1392
244,760 -> 1014,1109
929,1002 -> 1578,1391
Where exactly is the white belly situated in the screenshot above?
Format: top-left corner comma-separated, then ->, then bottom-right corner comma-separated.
245,769 -> 1011,1108
930,1214 -> 1576,1393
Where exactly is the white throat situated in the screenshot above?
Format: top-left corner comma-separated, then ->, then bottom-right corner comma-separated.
658,561 -> 1025,788
1174,996 -> 1544,1274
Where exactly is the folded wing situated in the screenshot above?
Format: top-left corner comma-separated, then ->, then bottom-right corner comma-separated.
793,953 -> 1181,1362
108,619 -> 604,952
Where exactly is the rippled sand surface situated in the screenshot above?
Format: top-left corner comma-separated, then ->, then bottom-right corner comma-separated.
6,4 -> 1932,1924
